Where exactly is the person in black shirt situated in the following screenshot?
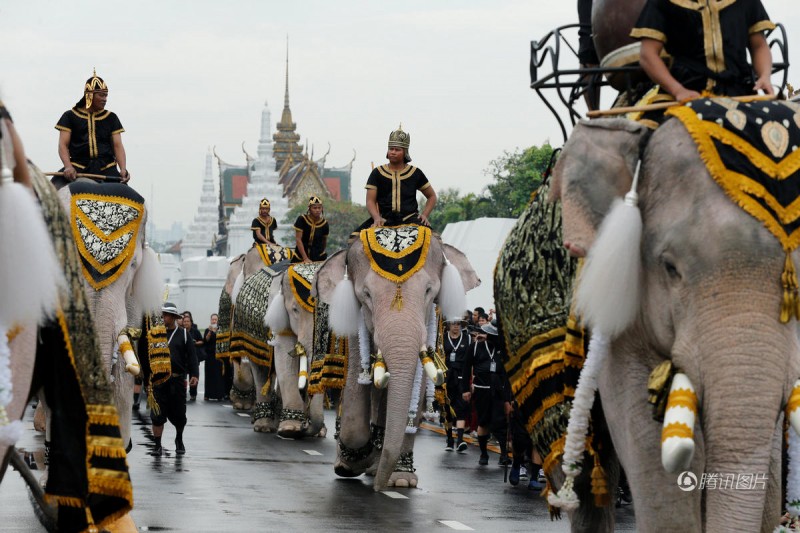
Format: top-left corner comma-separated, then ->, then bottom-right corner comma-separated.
631,0 -> 774,100
54,70 -> 129,187
150,303 -> 199,456
462,323 -> 513,466
293,196 -> 329,263
251,198 -> 278,245
443,318 -> 471,453
203,313 -> 227,401
361,125 -> 437,229
183,311 -> 204,401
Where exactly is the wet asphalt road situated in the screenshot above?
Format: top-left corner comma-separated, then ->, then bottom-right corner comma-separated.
1,382 -> 636,532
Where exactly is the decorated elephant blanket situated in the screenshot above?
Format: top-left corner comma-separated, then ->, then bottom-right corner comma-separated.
229,268 -> 274,369
32,167 -> 132,531
215,288 -> 233,360
67,180 -> 145,290
667,98 -> 800,321
305,258 -> 348,394
255,242 -> 294,266
494,180 -> 590,487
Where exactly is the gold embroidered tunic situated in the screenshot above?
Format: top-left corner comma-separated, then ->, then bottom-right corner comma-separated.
55,106 -> 125,174
365,164 -> 431,223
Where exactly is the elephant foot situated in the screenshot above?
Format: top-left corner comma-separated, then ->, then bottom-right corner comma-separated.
277,419 -> 304,439
316,425 -> 327,438
253,417 -> 277,433
334,440 -> 376,478
387,471 -> 418,488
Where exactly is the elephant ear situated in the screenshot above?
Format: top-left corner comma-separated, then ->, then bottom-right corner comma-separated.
313,249 -> 347,303
550,118 -> 649,254
441,243 -> 480,292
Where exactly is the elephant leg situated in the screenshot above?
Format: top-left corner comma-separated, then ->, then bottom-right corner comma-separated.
230,359 -> 255,411
306,393 -> 325,438
273,335 -> 306,439
335,335 -> 373,477
252,363 -> 277,433
759,421 -> 783,533
365,387 -> 387,477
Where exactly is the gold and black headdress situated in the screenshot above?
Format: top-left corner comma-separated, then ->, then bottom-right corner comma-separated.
308,196 -> 323,207
83,68 -> 108,109
260,198 -> 271,209
388,124 -> 411,162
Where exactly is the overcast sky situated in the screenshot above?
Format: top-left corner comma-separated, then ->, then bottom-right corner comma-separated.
2,0 -> 798,230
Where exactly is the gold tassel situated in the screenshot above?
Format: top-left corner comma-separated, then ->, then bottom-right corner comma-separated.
85,506 -> 99,533
590,452 -> 610,507
391,283 -> 403,311
260,377 -> 271,397
147,387 -> 160,416
782,252 -> 800,323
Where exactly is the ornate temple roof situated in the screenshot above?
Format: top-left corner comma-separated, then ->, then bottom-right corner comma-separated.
272,43 -> 302,172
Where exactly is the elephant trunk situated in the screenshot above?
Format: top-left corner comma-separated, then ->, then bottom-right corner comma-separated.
373,355 -> 416,491
690,310 -> 791,531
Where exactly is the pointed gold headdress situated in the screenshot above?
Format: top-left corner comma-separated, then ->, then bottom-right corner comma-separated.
388,124 -> 411,162
83,68 -> 108,109
260,198 -> 271,209
308,196 -> 322,207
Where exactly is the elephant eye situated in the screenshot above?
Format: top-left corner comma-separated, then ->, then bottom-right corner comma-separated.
663,259 -> 681,280
362,288 -> 371,300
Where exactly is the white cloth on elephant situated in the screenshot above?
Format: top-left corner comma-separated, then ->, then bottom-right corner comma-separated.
0,326 -> 24,446
406,359 -> 424,434
788,429 -> 800,517
548,330 -> 610,511
357,308 -> 371,385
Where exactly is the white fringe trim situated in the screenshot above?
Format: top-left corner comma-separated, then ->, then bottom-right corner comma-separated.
0,325 -> 24,447
406,360 -> 423,434
550,330 -> 609,510
133,246 -> 165,314
264,285 -> 290,332
329,272 -> 360,336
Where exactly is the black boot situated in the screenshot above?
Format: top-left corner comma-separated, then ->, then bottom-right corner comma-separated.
132,391 -> 140,411
445,428 -> 454,451
175,429 -> 186,455
477,435 -> 489,465
497,435 -> 511,466
151,436 -> 163,456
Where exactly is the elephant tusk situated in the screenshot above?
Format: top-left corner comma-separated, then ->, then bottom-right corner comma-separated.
661,372 -> 696,473
420,346 -> 444,386
787,379 -> 800,436
118,333 -> 140,376
373,350 -> 389,389
298,353 -> 308,390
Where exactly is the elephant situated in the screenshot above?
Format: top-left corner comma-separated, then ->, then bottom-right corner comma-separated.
315,225 -> 479,490
55,179 -> 164,447
546,105 -> 800,532
1,161 -> 134,531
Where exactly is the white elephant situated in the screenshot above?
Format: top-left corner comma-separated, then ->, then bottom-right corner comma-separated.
315,225 -> 479,490
55,179 -> 163,447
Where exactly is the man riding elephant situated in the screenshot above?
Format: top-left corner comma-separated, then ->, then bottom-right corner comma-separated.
53,69 -> 130,188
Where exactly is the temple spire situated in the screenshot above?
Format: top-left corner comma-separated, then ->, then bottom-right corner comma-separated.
273,35 -> 302,172
284,36 -> 290,110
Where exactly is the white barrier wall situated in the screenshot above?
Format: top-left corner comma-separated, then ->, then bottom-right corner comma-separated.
177,256 -> 231,329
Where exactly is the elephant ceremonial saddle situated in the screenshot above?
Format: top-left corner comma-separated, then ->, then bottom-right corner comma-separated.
68,181 -> 144,290
288,262 -> 320,312
256,242 -> 294,266
360,224 -> 432,284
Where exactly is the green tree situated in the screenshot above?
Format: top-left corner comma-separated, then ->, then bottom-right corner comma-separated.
482,143 -> 553,218
282,199 -> 369,252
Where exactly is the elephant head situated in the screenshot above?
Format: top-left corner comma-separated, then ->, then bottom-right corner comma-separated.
316,228 -> 479,490
552,116 -> 800,531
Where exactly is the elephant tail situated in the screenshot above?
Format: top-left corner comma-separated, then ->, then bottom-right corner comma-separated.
133,246 -> 165,314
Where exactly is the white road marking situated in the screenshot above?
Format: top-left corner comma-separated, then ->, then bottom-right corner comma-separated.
438,520 -> 473,531
303,450 -> 322,456
236,413 -> 250,417
381,491 -> 409,499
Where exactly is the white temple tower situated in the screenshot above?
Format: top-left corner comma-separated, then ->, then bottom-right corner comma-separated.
226,100 -> 291,256
181,148 -> 219,260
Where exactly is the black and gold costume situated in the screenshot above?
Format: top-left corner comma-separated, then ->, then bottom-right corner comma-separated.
149,326 -> 199,428
55,107 -> 124,175
443,329 -> 471,421
251,216 -> 277,244
292,214 -> 329,262
365,164 -> 431,226
631,0 -> 774,96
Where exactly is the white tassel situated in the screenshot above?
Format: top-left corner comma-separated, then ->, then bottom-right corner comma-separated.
0,128 -> 62,326
329,268 -> 360,336
231,271 -> 244,304
787,429 -> 800,518
357,309 -> 372,385
438,255 -> 467,322
132,246 -> 165,314
0,325 -> 24,446
548,330 -> 609,511
574,161 -> 643,338
406,359 -> 424,434
264,285 -> 290,332
298,352 -> 308,391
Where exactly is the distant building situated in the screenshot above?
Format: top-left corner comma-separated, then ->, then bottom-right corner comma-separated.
181,148 -> 219,260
